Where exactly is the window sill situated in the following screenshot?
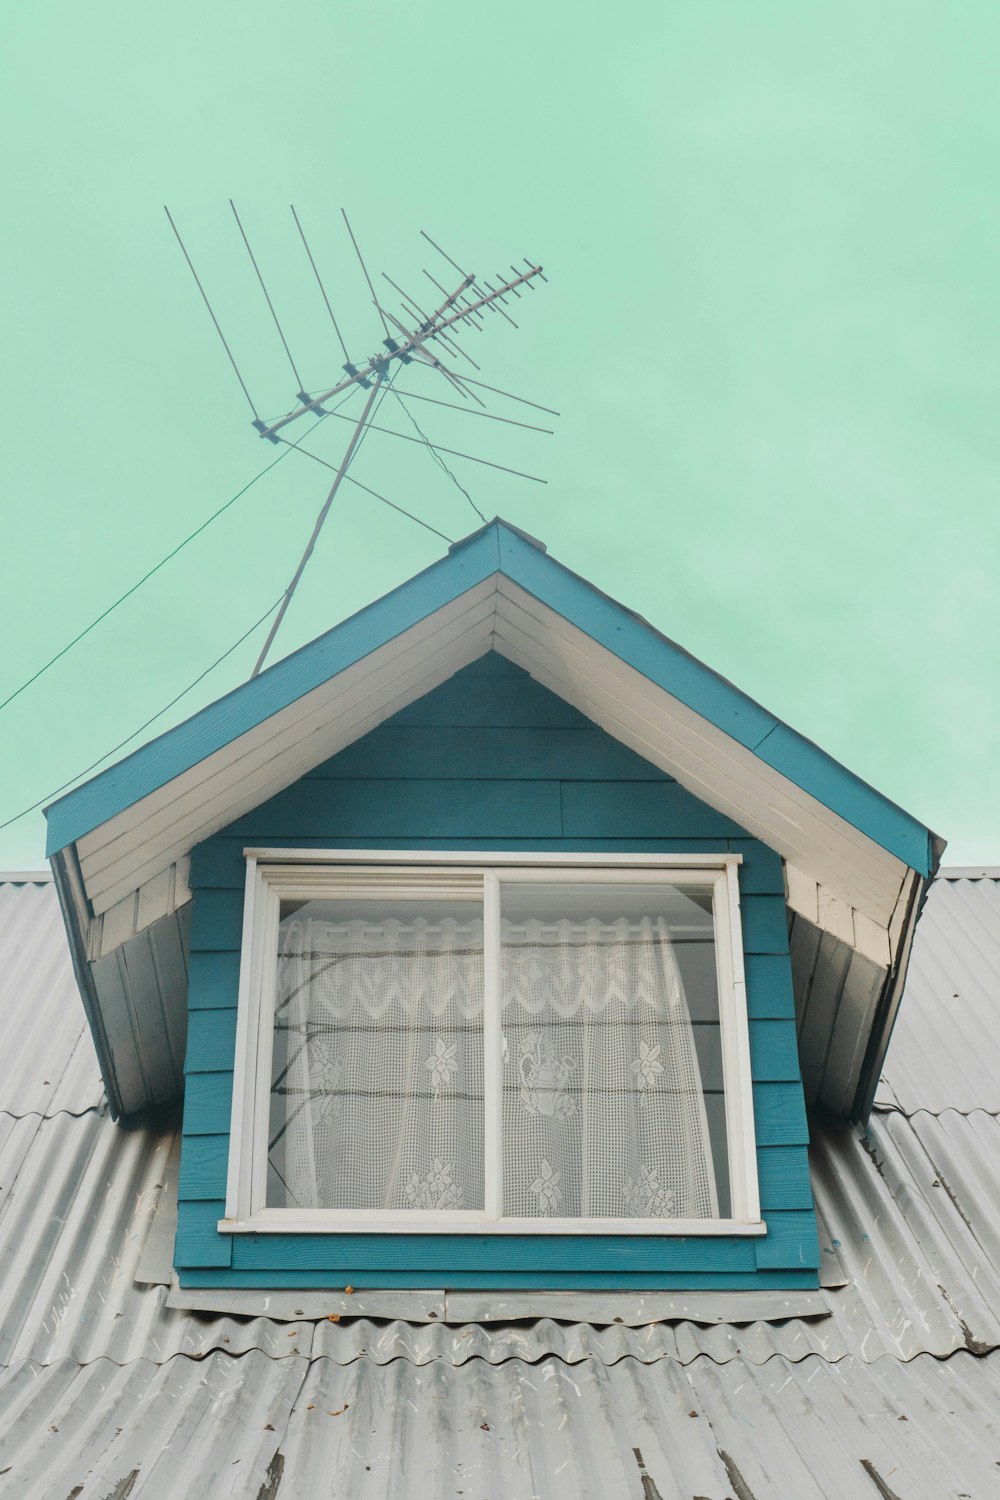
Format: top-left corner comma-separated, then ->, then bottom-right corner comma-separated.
217,1213 -> 768,1237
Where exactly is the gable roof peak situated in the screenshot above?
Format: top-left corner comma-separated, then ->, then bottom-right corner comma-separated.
448,516 -> 548,558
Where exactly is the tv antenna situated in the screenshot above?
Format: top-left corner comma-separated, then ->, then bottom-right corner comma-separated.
164,204 -> 554,677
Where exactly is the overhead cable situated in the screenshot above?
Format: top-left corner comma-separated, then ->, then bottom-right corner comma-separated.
0,444 -> 297,717
391,389 -> 487,524
0,596 -> 285,835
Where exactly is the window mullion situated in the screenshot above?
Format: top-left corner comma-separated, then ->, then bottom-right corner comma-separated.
483,871 -> 502,1219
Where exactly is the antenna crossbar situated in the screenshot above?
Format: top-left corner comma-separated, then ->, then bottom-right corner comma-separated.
255,264 -> 544,442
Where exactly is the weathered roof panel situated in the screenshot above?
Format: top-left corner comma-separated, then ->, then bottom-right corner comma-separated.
2,871 -> 999,1495
877,872 -> 1000,1112
0,1352 -> 304,1500
3,1349 -> 1000,1500
0,878 -> 102,1118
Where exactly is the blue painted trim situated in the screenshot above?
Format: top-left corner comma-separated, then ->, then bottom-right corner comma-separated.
183,1071 -> 234,1134
757,1147 -> 814,1209
226,778 -> 565,840
175,1200 -> 232,1268
45,520 -> 935,872
754,727 -> 932,874
754,1211 -> 821,1270
178,1268 -> 820,1290
223,1232 -> 759,1274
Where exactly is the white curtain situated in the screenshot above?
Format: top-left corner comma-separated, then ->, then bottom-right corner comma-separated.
269,916 -> 485,1211
502,916 -> 718,1220
269,912 -> 717,1220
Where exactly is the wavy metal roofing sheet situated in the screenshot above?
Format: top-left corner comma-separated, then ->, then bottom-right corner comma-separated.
3,1350 -> 1000,1500
877,873 -> 1000,1113
0,1111 -> 313,1367
0,879 -> 102,1118
3,875 -> 1000,1496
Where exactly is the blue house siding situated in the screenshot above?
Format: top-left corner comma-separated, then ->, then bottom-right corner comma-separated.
176,654 -> 818,1289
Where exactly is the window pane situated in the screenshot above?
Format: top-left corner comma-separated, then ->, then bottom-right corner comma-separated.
500,881 -> 726,1220
267,895 -> 484,1211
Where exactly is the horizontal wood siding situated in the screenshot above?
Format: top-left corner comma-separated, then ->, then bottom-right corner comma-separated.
178,655 -> 817,1289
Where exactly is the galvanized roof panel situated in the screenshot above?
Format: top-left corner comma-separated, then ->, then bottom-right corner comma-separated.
3,873 -> 1000,1495
0,1352 -> 304,1500
877,872 -> 1000,1112
0,1111 -> 314,1367
0,880 -> 102,1118
3,1349 -> 1000,1500
811,1110 -> 1000,1361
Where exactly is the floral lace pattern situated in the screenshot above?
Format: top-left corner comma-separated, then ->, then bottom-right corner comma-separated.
622,1163 -> 674,1218
630,1039 -> 664,1099
529,1158 -> 563,1214
307,1039 -> 345,1125
424,1036 -> 459,1098
404,1158 -> 465,1210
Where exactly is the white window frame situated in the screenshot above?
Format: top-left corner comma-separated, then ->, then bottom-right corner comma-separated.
221,850 -> 764,1237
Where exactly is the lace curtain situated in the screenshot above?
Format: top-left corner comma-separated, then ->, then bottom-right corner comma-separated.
269,912 -> 717,1219
268,916 -> 485,1211
503,916 -> 718,1219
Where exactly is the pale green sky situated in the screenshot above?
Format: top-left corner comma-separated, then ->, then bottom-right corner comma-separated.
2,2 -> 998,867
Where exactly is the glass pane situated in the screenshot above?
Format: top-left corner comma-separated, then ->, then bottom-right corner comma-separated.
500,880 -> 727,1220
267,894 -> 484,1211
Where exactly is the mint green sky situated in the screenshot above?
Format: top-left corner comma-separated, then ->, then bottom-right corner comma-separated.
2,3 -> 998,868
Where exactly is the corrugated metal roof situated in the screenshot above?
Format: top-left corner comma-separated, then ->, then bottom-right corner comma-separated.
877,873 -> 1000,1113
3,873 -> 1000,1496
0,880 -> 102,1118
0,1112 -> 313,1367
3,1349 -> 1000,1500
0,1351 -> 305,1500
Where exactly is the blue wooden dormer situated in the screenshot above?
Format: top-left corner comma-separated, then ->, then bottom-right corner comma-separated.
45,520 -> 943,1293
